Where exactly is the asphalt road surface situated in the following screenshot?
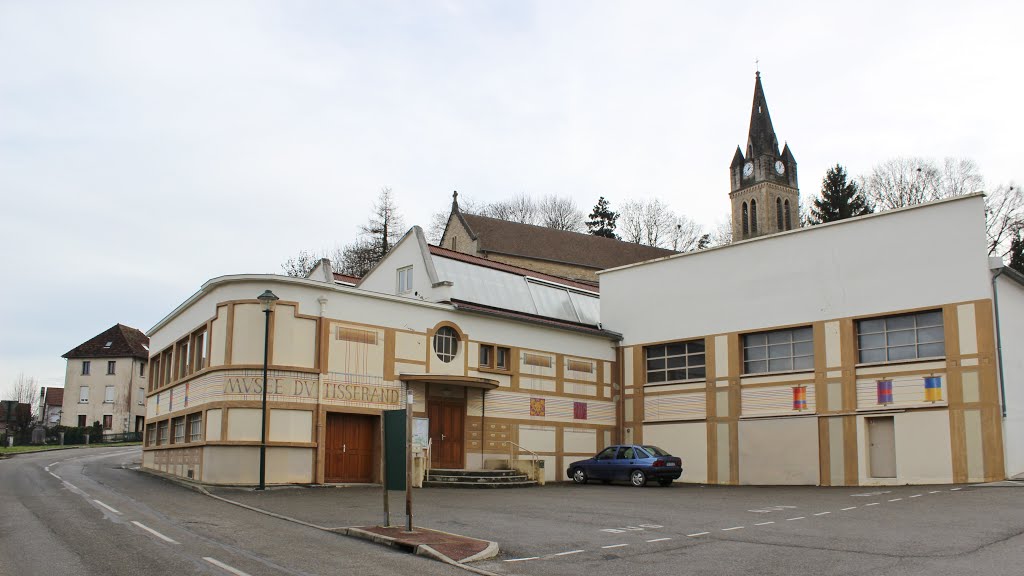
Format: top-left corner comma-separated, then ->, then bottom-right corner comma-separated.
0,446 -> 462,576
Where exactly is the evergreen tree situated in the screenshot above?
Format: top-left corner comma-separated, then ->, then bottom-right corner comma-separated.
586,196 -> 619,239
810,164 -> 873,224
1010,230 -> 1024,274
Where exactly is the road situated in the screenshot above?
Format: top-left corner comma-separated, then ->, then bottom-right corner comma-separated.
0,446 -> 462,576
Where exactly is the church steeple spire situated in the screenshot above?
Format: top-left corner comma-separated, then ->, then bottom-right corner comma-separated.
746,72 -> 780,158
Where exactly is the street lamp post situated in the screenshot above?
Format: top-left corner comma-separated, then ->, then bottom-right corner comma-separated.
257,289 -> 279,491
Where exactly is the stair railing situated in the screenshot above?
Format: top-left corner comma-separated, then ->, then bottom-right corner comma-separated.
502,440 -> 539,472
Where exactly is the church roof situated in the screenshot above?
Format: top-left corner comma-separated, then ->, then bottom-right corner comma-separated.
62,324 -> 150,360
746,72 -> 780,158
457,211 -> 677,271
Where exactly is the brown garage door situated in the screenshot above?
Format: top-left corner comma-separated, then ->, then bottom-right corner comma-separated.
325,413 -> 375,483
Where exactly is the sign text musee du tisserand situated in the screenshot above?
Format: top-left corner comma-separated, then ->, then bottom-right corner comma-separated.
222,374 -> 400,406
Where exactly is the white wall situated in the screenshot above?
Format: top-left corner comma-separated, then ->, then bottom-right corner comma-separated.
356,228 -> 437,300
997,273 -> 1024,477
739,417 -> 820,485
600,195 -> 991,345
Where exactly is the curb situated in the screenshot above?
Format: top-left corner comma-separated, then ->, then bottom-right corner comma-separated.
135,466 -> 500,573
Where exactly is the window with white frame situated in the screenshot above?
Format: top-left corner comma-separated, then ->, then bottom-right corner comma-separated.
79,386 -> 89,403
645,340 -> 706,383
172,416 -> 185,444
158,420 -> 169,445
433,326 -> 459,363
743,326 -> 814,374
107,360 -> 116,375
104,385 -> 114,403
188,412 -> 203,442
397,266 -> 413,293
857,310 -> 944,364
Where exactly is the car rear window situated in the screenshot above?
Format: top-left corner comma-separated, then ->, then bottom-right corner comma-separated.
642,445 -> 670,457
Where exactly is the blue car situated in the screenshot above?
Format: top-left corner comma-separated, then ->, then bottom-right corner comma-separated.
567,444 -> 683,487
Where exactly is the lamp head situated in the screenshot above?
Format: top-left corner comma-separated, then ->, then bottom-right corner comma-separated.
257,290 -> 280,312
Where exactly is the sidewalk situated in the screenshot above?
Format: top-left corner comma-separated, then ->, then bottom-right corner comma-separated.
202,484 -> 498,564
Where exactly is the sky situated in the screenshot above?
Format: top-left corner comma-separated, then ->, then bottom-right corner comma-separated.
1,0 -> 1021,393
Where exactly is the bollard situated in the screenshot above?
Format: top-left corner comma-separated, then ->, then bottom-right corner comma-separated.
84,433 -> 90,445
59,431 -> 65,446
7,437 -> 12,448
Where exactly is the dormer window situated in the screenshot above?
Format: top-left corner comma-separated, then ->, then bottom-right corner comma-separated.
103,341 -> 112,348
397,266 -> 413,294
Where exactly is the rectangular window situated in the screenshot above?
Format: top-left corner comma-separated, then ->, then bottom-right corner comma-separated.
188,412 -> 203,442
138,387 -> 145,405
479,345 -> 493,368
104,385 -> 114,403
146,423 -> 156,446
172,416 -> 185,444
496,347 -> 510,370
140,361 -> 146,377
743,326 -> 814,374
646,340 -> 706,383
162,350 -> 173,387
857,310 -> 945,364
78,414 -> 87,427
397,266 -> 413,293
158,420 -> 169,445
79,386 -> 89,403
177,340 -> 190,379
102,414 -> 113,430
107,360 -> 116,375
193,329 -> 207,371
149,357 -> 160,391
82,360 -> 91,375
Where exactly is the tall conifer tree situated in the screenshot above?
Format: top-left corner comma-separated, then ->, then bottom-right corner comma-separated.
586,196 -> 620,239
1009,230 -> 1024,274
810,164 -> 873,224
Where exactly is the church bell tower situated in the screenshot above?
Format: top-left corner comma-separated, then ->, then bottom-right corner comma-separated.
729,72 -> 799,240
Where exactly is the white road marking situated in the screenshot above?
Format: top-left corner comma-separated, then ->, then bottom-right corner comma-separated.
49,472 -> 61,480
888,498 -> 903,502
910,494 -> 922,498
687,532 -> 710,537
504,557 -> 541,562
203,557 -> 252,576
131,521 -> 178,544
754,521 -> 775,526
814,512 -> 831,516
865,503 -> 880,506
49,462 -> 59,467
93,500 -> 122,515
602,544 -> 628,549
951,488 -> 962,491
841,507 -> 857,511
929,490 -> 941,494
786,517 -> 805,521
62,481 -> 78,490
44,466 -> 49,472
638,524 -> 664,529
553,550 -> 584,556
721,526 -> 744,531
646,537 -> 672,543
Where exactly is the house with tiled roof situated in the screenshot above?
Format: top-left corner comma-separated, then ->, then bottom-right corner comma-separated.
60,324 -> 150,434
439,193 -> 676,282
37,387 -> 64,426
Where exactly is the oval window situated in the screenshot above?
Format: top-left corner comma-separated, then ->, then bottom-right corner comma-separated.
433,326 -> 459,363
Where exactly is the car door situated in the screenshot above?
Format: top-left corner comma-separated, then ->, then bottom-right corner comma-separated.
590,447 -> 619,480
613,446 -> 638,481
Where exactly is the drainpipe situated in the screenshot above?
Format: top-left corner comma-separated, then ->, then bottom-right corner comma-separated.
992,267 -> 1007,418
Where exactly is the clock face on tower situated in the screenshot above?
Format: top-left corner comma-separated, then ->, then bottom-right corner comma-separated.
743,162 -> 753,178
775,160 -> 785,175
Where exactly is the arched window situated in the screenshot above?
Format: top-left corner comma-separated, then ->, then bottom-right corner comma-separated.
784,200 -> 792,230
433,326 -> 459,363
750,200 -> 758,234
742,202 -> 749,237
776,197 -> 783,230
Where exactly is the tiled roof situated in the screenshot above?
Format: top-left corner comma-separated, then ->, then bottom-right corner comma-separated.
43,387 -> 64,406
62,324 -> 150,360
450,299 -> 619,339
428,245 -> 599,293
332,272 -> 361,286
460,212 -> 677,270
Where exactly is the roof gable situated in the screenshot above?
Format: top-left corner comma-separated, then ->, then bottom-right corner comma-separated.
63,324 -> 150,360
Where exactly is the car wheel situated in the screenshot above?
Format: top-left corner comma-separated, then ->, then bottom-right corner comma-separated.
630,470 -> 647,487
572,468 -> 588,484
658,478 -> 672,487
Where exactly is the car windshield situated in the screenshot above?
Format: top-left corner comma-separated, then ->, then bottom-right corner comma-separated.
642,445 -> 671,457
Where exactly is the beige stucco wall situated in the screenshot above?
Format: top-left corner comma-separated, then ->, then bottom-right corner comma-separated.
231,303 -> 265,365
266,447 -> 314,483
643,421 -> 708,484
226,408 -> 262,441
328,323 -> 385,378
206,408 -> 222,441
203,446 -> 259,484
209,306 -> 227,367
268,409 -> 312,443
273,305 -> 317,368
739,417 -> 820,485
895,410 -> 954,484
563,428 -> 597,454
60,356 -> 147,431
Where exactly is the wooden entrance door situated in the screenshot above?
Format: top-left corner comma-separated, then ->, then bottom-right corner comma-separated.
324,413 -> 375,483
428,400 -> 465,469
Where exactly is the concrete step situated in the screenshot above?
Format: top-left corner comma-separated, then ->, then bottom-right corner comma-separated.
427,469 -> 520,478
422,479 -> 538,489
427,474 -> 530,483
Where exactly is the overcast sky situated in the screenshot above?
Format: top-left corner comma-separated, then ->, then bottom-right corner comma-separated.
1,0 -> 1020,393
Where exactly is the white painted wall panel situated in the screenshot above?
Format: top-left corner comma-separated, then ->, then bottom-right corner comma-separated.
643,421 -> 708,483
739,417 -> 819,485
996,274 -> 1024,478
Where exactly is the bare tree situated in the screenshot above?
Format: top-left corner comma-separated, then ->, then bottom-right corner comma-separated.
537,195 -> 584,232
706,215 -> 733,247
428,195 -> 486,244
619,199 -> 677,248
861,156 -> 982,210
281,250 -> 324,278
485,193 -> 539,225
942,157 -> 985,197
986,183 -> 1024,258
338,238 -> 379,277
5,373 -> 38,419
670,216 -> 705,252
